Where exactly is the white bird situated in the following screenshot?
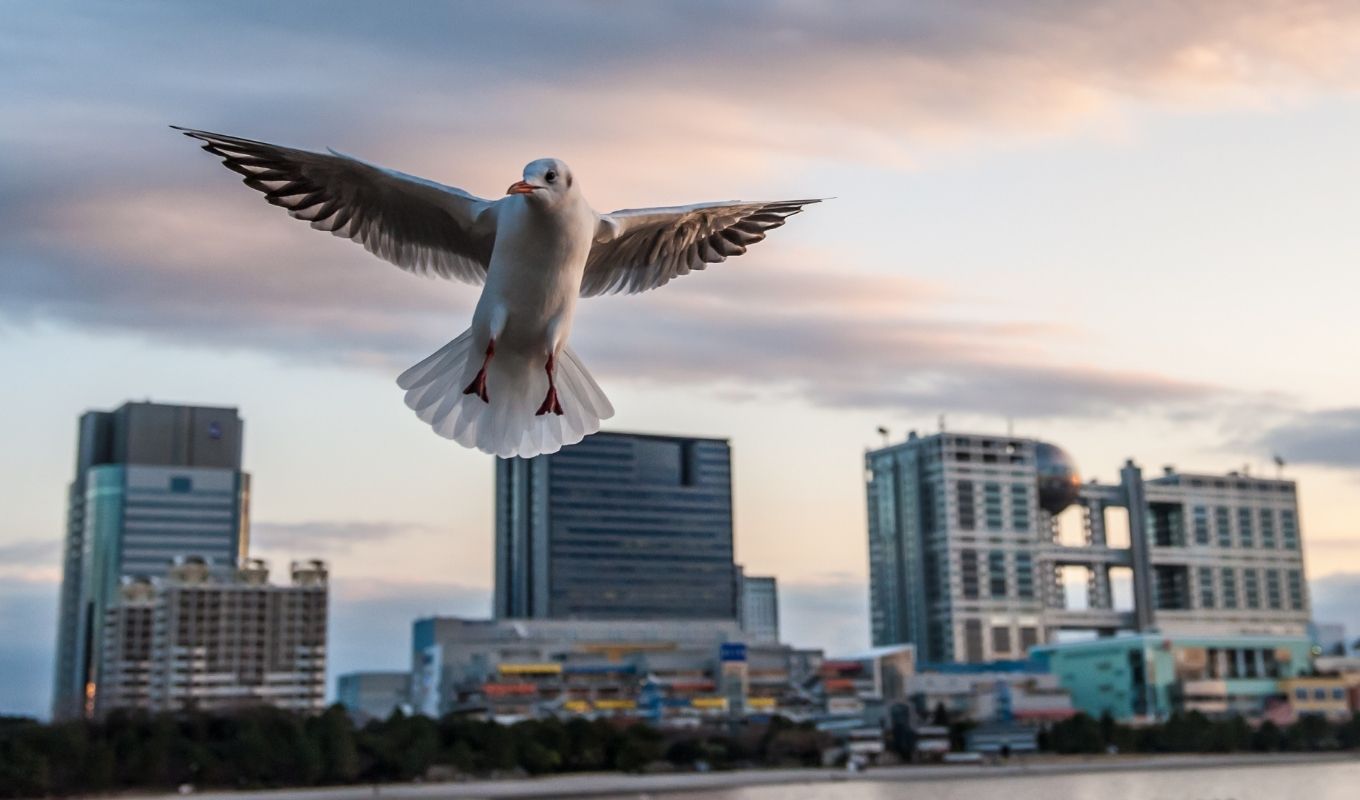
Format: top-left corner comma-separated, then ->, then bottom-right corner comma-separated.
174,127 -> 821,458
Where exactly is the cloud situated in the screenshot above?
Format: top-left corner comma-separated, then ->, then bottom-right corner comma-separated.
3,0 -> 1332,420
1,184 -> 1215,418
251,520 -> 436,555
1259,408 -> 1360,469
0,538 -> 60,566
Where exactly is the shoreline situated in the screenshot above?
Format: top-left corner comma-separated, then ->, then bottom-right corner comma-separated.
122,751 -> 1358,800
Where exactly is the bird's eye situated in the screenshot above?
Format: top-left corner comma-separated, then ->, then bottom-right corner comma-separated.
545,170 -> 557,183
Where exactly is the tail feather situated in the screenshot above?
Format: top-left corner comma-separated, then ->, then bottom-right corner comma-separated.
398,329 -> 613,458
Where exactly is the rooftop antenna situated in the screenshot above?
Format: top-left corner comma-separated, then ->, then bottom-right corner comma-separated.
1274,454 -> 1285,479
876,426 -> 890,446
938,414 -> 946,433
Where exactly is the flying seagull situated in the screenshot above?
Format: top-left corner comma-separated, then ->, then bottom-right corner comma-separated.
173,127 -> 821,458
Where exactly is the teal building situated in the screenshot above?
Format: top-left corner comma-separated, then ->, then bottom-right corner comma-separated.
1031,633 -> 1312,721
51,402 -> 249,719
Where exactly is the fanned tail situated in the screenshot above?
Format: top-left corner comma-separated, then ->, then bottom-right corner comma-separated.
396,330 -> 613,458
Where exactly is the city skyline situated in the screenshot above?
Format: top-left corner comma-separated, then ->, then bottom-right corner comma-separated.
5,2 -> 1360,718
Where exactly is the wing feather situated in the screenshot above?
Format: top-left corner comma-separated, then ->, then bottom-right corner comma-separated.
173,126 -> 497,285
581,199 -> 821,297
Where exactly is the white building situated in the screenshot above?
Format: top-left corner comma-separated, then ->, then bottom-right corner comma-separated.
97,557 -> 327,716
866,431 -> 1310,663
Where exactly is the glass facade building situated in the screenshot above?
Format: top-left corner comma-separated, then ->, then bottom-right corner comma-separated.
51,402 -> 249,719
494,432 -> 736,620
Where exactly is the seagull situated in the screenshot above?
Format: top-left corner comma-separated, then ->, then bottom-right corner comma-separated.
173,127 -> 821,458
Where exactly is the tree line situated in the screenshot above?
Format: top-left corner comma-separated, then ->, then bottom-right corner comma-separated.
1041,710 -> 1360,754
0,707 -> 829,798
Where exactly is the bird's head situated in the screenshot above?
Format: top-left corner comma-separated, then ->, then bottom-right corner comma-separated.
507,158 -> 574,205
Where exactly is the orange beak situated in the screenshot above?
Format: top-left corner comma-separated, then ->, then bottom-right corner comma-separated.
506,180 -> 537,195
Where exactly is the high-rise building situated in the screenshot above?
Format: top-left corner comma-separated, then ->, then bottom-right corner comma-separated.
866,431 -> 1310,664
494,432 -> 736,620
97,557 -> 327,716
737,568 -> 780,644
52,401 -> 250,719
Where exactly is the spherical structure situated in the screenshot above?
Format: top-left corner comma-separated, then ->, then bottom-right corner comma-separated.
1034,441 -> 1081,514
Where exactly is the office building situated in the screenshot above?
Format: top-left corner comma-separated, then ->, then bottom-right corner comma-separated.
52,401 -> 250,719
737,568 -> 780,643
866,431 -> 1310,664
410,616 -> 820,722
338,671 -> 411,723
97,557 -> 327,716
494,432 -> 736,620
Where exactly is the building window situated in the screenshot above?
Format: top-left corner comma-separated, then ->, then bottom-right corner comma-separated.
1333,688 -> 1345,701
1237,507 -> 1254,548
1010,484 -> 1030,532
170,476 -> 193,493
1281,510 -> 1299,549
1198,566 -> 1215,609
1287,570 -> 1305,610
1244,568 -> 1261,609
963,619 -> 984,662
1314,688 -> 1327,701
1221,568 -> 1238,609
960,549 -> 979,599
1215,507 -> 1232,548
984,483 -> 1003,531
1015,552 -> 1035,599
988,550 -> 1007,598
1018,626 -> 1039,653
957,481 -> 976,531
1266,569 -> 1282,610
991,625 -> 1011,656
1193,506 -> 1210,545
1295,688 -> 1308,701
1260,509 -> 1277,549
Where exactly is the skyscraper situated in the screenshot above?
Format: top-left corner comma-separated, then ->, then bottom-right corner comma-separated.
52,401 -> 250,719
494,432 -> 736,620
866,430 -> 1309,664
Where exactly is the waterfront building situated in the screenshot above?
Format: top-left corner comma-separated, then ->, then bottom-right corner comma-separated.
409,616 -> 819,722
866,430 -> 1310,664
97,557 -> 327,716
494,432 -> 736,620
52,401 -> 250,720
904,663 -> 1075,725
337,671 -> 411,723
737,568 -> 780,644
1031,633 -> 1312,722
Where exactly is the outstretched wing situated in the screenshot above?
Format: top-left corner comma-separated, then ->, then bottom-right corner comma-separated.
174,127 -> 497,284
581,199 -> 822,297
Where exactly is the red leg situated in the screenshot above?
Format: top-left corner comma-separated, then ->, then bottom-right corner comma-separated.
535,353 -> 565,416
462,339 -> 494,403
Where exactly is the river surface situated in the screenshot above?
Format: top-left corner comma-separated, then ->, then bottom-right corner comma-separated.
661,760 -> 1360,800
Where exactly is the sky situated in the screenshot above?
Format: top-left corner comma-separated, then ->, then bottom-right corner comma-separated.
3,1 -> 1360,718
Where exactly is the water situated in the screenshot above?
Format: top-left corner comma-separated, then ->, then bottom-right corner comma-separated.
661,760 -> 1360,800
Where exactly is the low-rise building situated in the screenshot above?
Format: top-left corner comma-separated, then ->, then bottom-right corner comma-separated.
97,557 -> 327,717
410,616 -> 820,723
1032,633 -> 1313,722
1274,676 -> 1352,722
